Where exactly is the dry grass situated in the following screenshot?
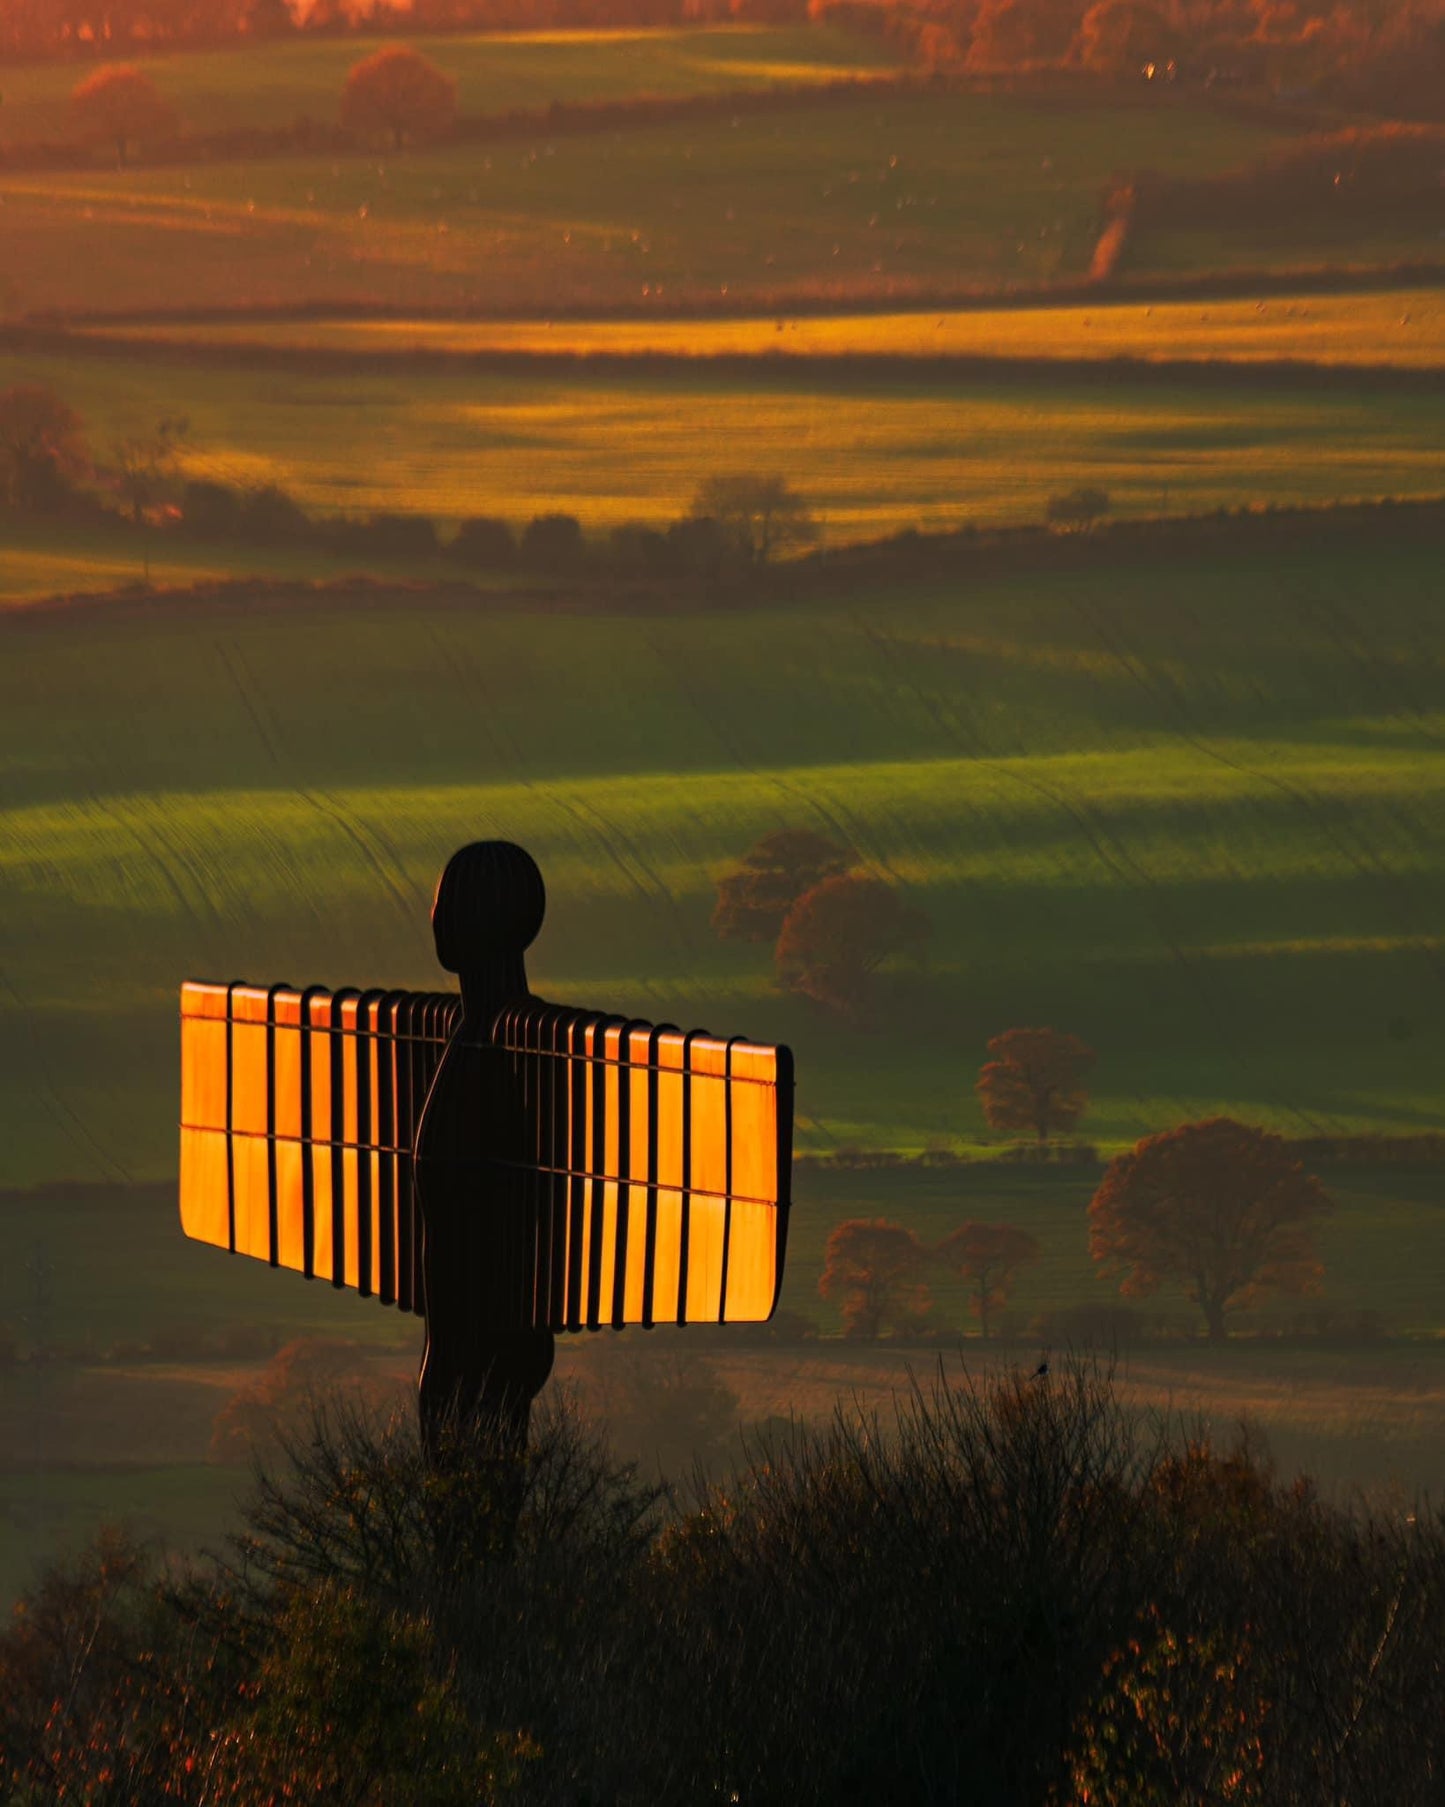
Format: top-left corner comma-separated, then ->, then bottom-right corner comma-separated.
669,1341 -> 1445,1497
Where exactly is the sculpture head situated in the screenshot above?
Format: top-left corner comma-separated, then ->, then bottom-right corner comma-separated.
431,841 -> 546,975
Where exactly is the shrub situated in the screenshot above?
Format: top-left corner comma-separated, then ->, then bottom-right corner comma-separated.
665,511 -> 738,578
449,515 -> 517,570
3,1370 -> 1444,1806
179,477 -> 243,539
608,521 -> 668,575
519,511 -> 586,573
0,383 -> 89,514
243,483 -> 313,543
342,511 -> 440,561
1047,485 -> 1112,527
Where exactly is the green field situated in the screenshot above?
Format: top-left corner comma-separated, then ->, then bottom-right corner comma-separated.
4,540 -> 1443,1197
0,24 -> 900,146
84,288 -> 1445,367
5,342 -> 1442,553
0,90 -> 1280,316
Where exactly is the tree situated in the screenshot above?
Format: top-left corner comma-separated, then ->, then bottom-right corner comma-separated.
818,1218 -> 930,1339
1046,486 -> 1111,528
69,66 -> 176,166
690,473 -> 818,565
0,384 -> 89,514
110,413 -> 187,524
968,0 -> 1080,66
340,45 -> 458,150
1088,1117 -> 1332,1342
935,1222 -> 1042,1339
243,0 -> 296,34
1072,0 -> 1176,73
775,871 -> 928,1022
976,1027 -> 1096,1145
450,515 -> 516,570
711,827 -> 853,944
520,512 -> 586,572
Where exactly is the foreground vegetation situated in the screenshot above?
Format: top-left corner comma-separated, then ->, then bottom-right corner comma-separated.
3,1365 -> 1441,1804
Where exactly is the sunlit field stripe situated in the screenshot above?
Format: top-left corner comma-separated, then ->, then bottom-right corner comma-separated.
2,347 -> 1441,577
74,290 -> 1445,370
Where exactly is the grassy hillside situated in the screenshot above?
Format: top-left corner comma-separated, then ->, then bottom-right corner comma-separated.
0,24 -> 900,146
3,539 -> 1443,1194
0,91 -> 1278,315
6,341 -> 1442,551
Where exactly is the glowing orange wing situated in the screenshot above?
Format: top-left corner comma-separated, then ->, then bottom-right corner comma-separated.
485,1002 -> 793,1330
179,984 -> 793,1331
180,981 -> 457,1315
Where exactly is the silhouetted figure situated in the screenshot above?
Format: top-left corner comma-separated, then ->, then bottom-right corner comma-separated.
1030,1360 -> 1049,1381
179,845 -> 794,1479
414,840 -> 556,1461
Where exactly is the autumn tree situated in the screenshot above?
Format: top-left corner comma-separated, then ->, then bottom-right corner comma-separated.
711,827 -> 853,944
935,1222 -> 1042,1339
111,413 -> 188,523
0,384 -> 89,514
775,871 -> 928,1022
818,1218 -> 930,1339
69,66 -> 176,165
1046,485 -> 1112,528
976,1027 -> 1095,1145
690,473 -> 818,566
968,0 -> 1080,66
1072,0 -> 1176,72
340,45 -> 458,150
1088,1117 -> 1332,1343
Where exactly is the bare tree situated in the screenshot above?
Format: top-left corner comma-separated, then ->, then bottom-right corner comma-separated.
690,474 -> 818,565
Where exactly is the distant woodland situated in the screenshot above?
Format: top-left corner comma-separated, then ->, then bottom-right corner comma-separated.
5,0 -> 1444,121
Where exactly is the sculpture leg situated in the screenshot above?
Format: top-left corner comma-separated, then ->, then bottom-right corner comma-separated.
418,1321 -> 556,1462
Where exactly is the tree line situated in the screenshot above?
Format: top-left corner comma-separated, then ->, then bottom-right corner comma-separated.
815,0 -> 1445,113
6,0 -> 1440,126
0,381 -> 827,579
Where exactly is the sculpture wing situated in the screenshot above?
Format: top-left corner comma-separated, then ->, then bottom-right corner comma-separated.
479,1001 -> 794,1331
179,984 -> 794,1332
179,980 -> 458,1314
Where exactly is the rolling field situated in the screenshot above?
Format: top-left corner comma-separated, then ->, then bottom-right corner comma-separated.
4,540 -> 1443,1200
0,91 -> 1280,316
83,287 -> 1445,367
5,342 -> 1442,550
0,24 -> 900,146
